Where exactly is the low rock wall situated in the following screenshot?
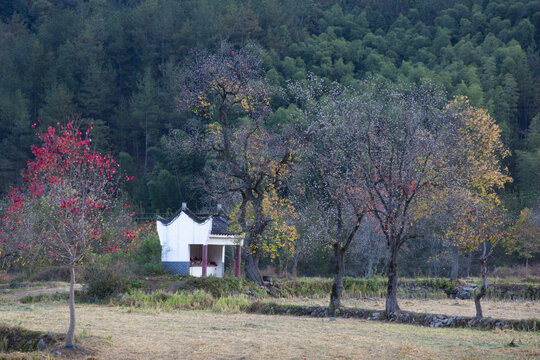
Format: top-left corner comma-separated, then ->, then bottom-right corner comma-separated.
249,303 -> 540,332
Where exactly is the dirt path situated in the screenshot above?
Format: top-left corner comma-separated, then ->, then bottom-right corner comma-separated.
0,283 -> 82,301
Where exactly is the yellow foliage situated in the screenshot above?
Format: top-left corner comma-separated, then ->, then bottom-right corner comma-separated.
448,96 -> 512,192
228,190 -> 298,260
203,122 -> 224,150
441,97 -> 512,249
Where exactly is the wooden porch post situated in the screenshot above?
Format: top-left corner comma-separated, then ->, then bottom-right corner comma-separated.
202,245 -> 208,277
235,245 -> 241,279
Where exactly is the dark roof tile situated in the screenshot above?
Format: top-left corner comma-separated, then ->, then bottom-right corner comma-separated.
211,216 -> 236,235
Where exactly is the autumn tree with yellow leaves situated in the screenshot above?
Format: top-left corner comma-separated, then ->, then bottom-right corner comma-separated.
437,97 -> 512,319
172,42 -> 296,285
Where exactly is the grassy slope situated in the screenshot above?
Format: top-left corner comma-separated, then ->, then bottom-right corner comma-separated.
0,303 -> 538,359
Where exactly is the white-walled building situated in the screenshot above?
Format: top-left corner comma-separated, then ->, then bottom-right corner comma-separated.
156,203 -> 243,278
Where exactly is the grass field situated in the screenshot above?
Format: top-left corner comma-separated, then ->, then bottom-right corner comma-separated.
0,302 -> 538,359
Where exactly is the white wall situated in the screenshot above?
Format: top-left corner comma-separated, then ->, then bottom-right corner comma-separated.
157,212 -> 212,262
190,266 -> 221,277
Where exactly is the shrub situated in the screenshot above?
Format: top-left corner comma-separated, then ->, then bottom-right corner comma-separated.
270,277 -> 460,299
20,292 -> 72,303
182,276 -> 243,298
273,277 -> 332,298
141,262 -> 167,276
492,265 -> 540,282
83,253 -> 134,301
213,294 -> 251,313
119,289 -> 250,313
121,289 -> 214,310
132,234 -> 165,275
343,277 -> 387,297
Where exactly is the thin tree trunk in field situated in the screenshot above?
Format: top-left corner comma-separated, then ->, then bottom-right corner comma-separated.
365,257 -> 374,279
66,264 -> 76,348
386,249 -> 400,317
329,245 -> 345,317
450,246 -> 459,281
475,258 -> 487,319
292,256 -> 299,278
144,117 -> 148,175
466,252 -> 472,277
475,240 -> 488,320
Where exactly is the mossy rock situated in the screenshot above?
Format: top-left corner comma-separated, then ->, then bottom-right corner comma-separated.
0,325 -> 62,353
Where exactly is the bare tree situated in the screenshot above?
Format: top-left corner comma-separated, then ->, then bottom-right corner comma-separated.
288,202 -> 327,277
289,77 -> 367,316
293,78 -> 460,317
346,218 -> 388,279
351,82 -> 460,317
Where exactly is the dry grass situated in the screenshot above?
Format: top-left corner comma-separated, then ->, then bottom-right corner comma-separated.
267,296 -> 540,321
0,302 -> 538,359
0,283 -> 83,301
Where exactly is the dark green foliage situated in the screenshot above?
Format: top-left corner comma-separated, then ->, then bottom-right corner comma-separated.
84,266 -> 131,301
0,0 -> 538,220
140,263 -> 166,276
270,277 -> 388,298
132,233 -> 166,275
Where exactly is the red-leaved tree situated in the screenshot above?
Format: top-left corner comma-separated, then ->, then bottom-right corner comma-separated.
0,121 -> 134,348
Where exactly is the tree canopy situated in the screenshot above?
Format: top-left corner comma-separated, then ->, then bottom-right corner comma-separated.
1,0 -> 539,275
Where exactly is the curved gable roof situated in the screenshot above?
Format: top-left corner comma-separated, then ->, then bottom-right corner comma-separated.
156,207 -> 207,226
157,207 -> 239,236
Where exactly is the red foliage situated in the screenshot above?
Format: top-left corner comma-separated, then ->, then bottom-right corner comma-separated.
0,121 -> 133,266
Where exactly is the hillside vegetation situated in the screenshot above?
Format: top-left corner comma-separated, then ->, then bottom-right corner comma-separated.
1,0 -> 539,213
1,1 -> 540,279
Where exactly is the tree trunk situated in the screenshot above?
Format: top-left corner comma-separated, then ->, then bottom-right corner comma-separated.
243,238 -> 263,286
450,246 -> 459,281
465,252 -> 472,277
144,118 -> 148,175
66,264 -> 76,348
329,245 -> 345,317
475,258 -> 487,320
386,250 -> 400,317
292,256 -> 299,278
365,257 -> 374,279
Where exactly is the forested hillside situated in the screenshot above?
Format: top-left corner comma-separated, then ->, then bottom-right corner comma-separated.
1,0 -> 539,218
